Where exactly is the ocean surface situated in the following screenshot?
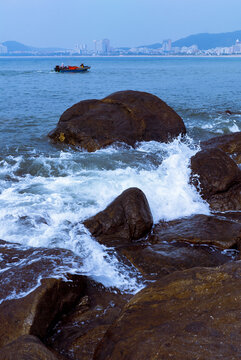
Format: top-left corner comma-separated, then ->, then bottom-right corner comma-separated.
0,56 -> 241,302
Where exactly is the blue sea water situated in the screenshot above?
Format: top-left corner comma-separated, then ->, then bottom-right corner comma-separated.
0,56 -> 241,300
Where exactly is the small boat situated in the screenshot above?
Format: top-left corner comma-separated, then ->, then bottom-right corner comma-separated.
54,64 -> 91,73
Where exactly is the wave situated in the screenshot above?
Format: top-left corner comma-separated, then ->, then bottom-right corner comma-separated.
0,136 -> 210,298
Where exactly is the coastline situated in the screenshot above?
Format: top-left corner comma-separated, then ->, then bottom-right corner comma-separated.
1,54 -> 241,59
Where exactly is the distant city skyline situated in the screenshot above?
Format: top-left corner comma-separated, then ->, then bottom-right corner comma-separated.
1,36 -> 241,57
1,0 -> 241,49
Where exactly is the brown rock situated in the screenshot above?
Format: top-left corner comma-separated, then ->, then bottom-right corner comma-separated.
201,132 -> 241,164
151,214 -> 241,249
190,148 -> 241,211
94,261 -> 241,360
0,276 -> 86,347
84,187 -> 153,246
48,90 -> 186,151
214,211 -> 241,223
46,280 -> 130,360
119,241 -> 234,281
0,335 -> 59,360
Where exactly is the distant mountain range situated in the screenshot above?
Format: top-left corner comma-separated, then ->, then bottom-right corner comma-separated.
2,30 -> 241,53
172,30 -> 241,49
2,41 -> 66,53
141,30 -> 241,50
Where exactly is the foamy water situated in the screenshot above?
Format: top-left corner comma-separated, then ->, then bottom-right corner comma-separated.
1,56 -> 240,301
0,136 -> 210,299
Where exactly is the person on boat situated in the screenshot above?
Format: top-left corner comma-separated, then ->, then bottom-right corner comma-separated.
80,63 -> 84,68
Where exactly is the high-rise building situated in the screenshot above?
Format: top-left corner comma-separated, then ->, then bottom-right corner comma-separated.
74,44 -> 81,54
233,39 -> 241,53
162,39 -> 172,52
102,39 -> 110,54
93,40 -> 103,54
0,43 -> 7,54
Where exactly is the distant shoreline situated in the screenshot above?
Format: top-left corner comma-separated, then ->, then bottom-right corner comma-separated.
0,55 -> 241,59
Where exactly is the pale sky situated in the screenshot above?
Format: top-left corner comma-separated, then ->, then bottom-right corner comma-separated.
1,0 -> 241,49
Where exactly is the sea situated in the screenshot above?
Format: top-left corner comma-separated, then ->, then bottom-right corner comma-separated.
0,56 -> 241,302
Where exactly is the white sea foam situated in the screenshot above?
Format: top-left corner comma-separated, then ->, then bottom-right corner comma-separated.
0,137 -> 210,293
229,121 -> 240,132
195,115 -> 240,134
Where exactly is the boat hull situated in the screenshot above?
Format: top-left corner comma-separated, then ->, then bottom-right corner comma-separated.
54,66 -> 91,73
58,68 -> 90,73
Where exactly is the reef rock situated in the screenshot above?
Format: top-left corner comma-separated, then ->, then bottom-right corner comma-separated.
84,187 -> 153,246
94,261 -> 241,360
190,148 -> 241,211
48,90 -> 186,151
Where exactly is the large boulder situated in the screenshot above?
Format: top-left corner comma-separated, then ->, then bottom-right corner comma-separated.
94,261 -> 241,360
48,90 -> 186,151
190,148 -> 241,211
0,335 -> 59,360
201,132 -> 241,164
0,276 -> 86,348
84,187 -> 153,246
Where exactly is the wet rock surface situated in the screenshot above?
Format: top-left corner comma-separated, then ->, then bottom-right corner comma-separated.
84,187 -> 153,246
94,261 -> 241,360
190,148 -> 241,211
46,280 -> 130,360
48,90 -> 186,151
151,214 -> 241,249
0,335 -> 60,360
3,118 -> 241,359
119,241 -> 235,280
0,240 -> 83,302
0,276 -> 87,348
201,132 -> 241,164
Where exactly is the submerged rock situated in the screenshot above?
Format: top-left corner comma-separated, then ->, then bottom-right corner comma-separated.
84,187 -> 153,246
0,335 -> 59,360
225,109 -> 233,115
201,132 -> 241,164
94,261 -> 241,360
48,90 -> 186,151
0,241 -> 83,302
190,148 -> 241,211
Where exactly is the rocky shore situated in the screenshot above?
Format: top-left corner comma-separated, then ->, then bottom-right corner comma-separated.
1,90 -> 241,359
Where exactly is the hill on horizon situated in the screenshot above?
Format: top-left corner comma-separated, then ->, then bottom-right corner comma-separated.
172,30 -> 241,49
139,30 -> 241,50
2,41 -> 34,52
2,41 -> 66,53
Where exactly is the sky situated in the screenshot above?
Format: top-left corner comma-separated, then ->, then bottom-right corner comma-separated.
1,0 -> 241,49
